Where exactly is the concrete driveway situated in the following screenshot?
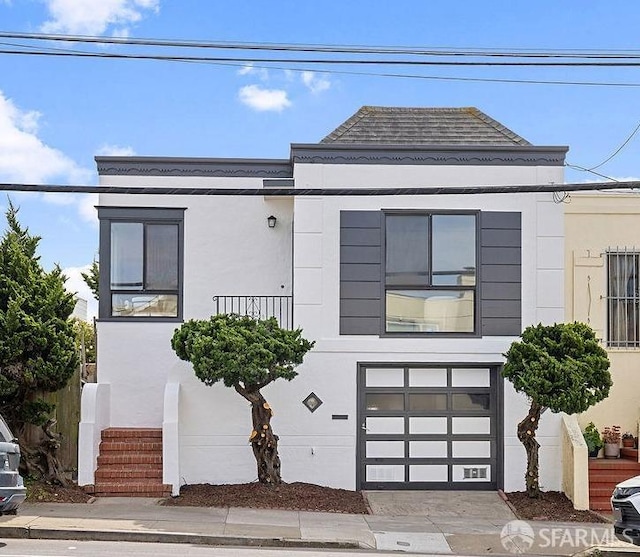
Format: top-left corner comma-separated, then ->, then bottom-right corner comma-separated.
365,490 -> 516,520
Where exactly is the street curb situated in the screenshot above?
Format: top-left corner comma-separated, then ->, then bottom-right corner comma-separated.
0,526 -> 364,550
497,489 -> 520,519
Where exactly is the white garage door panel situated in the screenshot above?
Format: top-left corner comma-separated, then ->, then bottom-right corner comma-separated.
410,465 -> 448,482
366,441 -> 404,458
366,417 -> 405,434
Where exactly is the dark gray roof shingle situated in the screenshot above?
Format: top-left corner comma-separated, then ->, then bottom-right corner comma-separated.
321,106 -> 532,146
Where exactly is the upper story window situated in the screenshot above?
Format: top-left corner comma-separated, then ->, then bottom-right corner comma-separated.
607,249 -> 640,348
98,207 -> 185,320
384,212 -> 477,334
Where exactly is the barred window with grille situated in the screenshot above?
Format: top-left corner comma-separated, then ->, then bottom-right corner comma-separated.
607,249 -> 640,348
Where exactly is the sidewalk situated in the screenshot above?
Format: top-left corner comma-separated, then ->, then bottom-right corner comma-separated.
0,495 -> 631,555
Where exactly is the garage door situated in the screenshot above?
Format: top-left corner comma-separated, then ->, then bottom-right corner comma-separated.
357,364 -> 501,490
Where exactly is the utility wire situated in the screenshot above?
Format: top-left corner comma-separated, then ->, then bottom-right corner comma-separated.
4,39 -> 640,88
565,163 -> 620,182
586,120 -> 640,171
8,48 -> 640,66
1,179 -> 640,196
4,31 -> 640,60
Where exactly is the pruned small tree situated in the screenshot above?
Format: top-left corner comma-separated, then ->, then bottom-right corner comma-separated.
171,314 -> 314,485
0,202 -> 79,483
503,322 -> 611,498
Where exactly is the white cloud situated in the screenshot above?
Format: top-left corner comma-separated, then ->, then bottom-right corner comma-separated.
40,0 -> 159,36
301,71 -> 331,94
63,264 -> 98,320
0,90 -> 91,184
0,90 -> 96,227
78,194 -> 99,225
237,64 -> 269,81
238,85 -> 291,112
95,144 -> 136,157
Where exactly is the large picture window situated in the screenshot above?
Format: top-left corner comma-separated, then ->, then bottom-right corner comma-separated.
384,212 -> 477,333
98,207 -> 184,320
607,249 -> 640,348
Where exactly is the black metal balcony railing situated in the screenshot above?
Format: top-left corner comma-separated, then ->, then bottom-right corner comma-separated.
212,296 -> 293,330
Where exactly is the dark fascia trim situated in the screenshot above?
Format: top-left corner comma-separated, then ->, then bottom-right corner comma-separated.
290,143 -> 569,166
97,206 -> 186,220
263,178 -> 295,188
96,156 -> 293,178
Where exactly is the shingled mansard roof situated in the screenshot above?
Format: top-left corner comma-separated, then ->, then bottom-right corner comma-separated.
320,106 -> 532,146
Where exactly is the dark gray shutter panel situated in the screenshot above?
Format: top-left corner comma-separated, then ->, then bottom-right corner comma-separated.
340,211 -> 382,334
480,212 -> 522,336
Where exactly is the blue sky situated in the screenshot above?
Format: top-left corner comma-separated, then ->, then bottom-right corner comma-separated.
2,1 -> 640,316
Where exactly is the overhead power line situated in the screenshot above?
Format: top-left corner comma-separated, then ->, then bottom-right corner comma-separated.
4,31 -> 640,60
7,48 -> 640,66
1,180 -> 639,196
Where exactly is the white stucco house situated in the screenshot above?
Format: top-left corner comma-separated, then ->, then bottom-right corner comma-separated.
78,106 -> 568,496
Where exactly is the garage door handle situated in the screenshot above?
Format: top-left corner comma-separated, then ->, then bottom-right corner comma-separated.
361,422 -> 369,432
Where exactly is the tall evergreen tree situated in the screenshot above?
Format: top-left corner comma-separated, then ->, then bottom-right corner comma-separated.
0,202 -> 79,482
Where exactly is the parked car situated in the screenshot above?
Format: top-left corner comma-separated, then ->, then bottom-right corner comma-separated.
612,475 -> 640,545
0,414 -> 26,514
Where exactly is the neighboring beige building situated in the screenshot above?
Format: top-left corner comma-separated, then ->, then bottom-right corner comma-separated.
565,192 -> 640,434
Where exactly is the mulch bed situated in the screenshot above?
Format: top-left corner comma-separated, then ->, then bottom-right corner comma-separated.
26,480 -> 93,503
505,491 -> 607,523
162,482 -> 370,514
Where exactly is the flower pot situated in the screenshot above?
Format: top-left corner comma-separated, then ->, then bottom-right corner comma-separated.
589,448 -> 600,458
604,443 -> 620,458
623,439 -> 635,448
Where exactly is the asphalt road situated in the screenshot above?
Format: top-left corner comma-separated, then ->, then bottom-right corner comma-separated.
0,539 -> 434,557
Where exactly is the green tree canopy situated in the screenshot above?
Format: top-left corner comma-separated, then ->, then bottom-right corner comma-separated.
503,322 -> 611,497
81,260 -> 99,301
0,202 -> 79,480
172,313 -> 314,484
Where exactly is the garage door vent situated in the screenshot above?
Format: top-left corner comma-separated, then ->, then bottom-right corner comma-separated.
463,467 -> 487,479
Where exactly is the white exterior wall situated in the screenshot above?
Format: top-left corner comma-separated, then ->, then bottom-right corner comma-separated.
290,162 -> 565,492
85,162 -> 565,492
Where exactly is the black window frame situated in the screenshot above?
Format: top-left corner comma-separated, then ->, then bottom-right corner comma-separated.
98,206 -> 185,322
382,210 -> 480,337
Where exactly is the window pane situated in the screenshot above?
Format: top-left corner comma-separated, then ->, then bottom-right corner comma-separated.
452,393 -> 490,411
385,215 -> 429,282
386,290 -> 475,333
432,215 -> 476,286
409,394 -> 447,411
111,223 -> 143,290
146,224 -> 179,290
112,294 -> 178,317
366,393 -> 404,411
608,252 -> 640,346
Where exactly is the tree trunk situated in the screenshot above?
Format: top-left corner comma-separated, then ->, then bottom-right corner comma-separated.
517,400 -> 545,498
235,385 -> 281,485
19,419 -> 68,486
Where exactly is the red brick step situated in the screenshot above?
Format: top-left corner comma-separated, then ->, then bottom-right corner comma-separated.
94,428 -> 167,498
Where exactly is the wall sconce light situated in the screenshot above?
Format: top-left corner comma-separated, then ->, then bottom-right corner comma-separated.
267,215 -> 277,228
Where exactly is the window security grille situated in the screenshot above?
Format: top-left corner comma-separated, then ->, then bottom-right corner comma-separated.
607,249 -> 640,348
